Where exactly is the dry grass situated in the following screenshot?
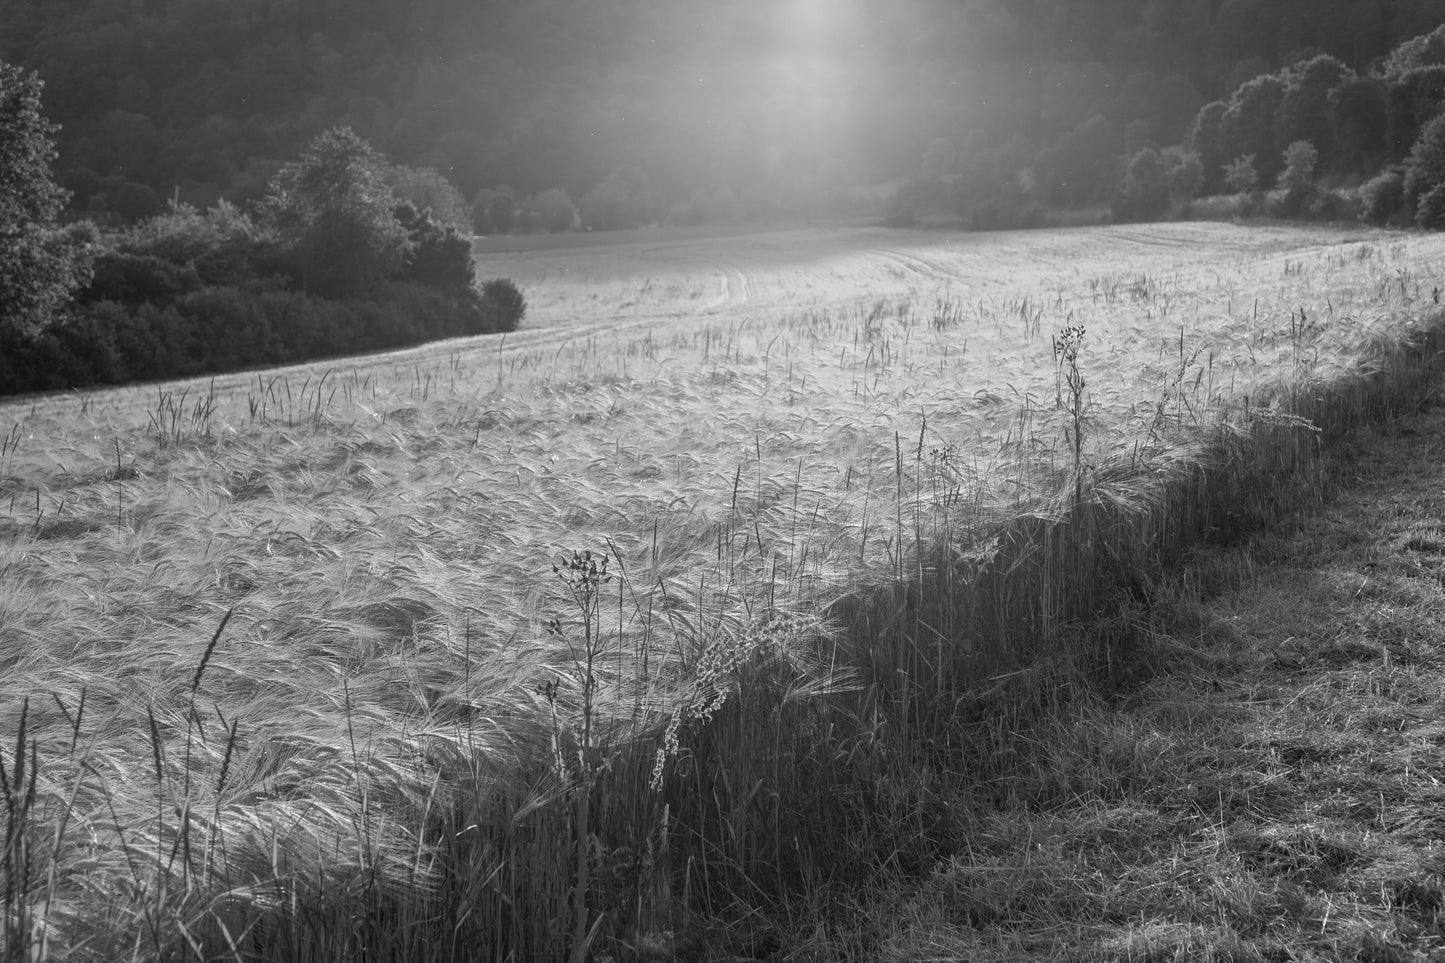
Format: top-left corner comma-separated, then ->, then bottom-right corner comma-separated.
2,222 -> 1445,960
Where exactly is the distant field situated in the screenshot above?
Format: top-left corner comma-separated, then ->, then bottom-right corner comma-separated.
3,222 -> 1445,961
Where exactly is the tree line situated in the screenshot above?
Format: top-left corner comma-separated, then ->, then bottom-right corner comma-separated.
5,0 -> 1445,233
887,21 -> 1445,230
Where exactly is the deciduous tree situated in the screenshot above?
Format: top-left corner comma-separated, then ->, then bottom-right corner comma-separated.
1187,100 -> 1228,194
1221,74 -> 1287,187
1111,148 -> 1170,222
0,61 -> 92,336
1384,23 -> 1445,75
1278,140 -> 1319,213
1279,55 -> 1352,173
1385,65 -> 1445,161
1329,76 -> 1389,175
262,125 -> 410,298
1404,112 -> 1445,217
387,165 -> 471,235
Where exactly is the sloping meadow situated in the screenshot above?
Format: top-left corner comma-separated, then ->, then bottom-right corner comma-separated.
3,224 -> 1445,960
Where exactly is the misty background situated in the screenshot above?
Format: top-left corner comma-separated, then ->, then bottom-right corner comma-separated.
5,0 -> 1444,231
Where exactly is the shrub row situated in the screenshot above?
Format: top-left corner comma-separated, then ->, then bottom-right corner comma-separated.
0,278 -> 524,396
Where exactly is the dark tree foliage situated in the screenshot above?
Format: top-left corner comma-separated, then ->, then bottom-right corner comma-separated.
1383,23 -> 1445,76
1153,74 -> 1204,145
486,188 -> 517,235
480,278 -> 526,333
1111,148 -> 1171,222
1221,74 -> 1288,187
1404,113 -> 1445,216
1417,181 -> 1445,228
7,0 -> 1445,252
1166,151 -> 1204,202
0,278 -> 525,396
1123,118 -> 1153,156
79,252 -> 204,304
0,123 -> 525,396
387,166 -> 472,235
1276,140 -> 1320,214
1278,55 -> 1352,173
0,60 -> 91,336
1359,167 -> 1406,225
1329,76 -> 1390,175
4,0 -> 1445,235
1187,101 -> 1229,195
263,125 -> 411,297
1384,66 -> 1445,162
1034,114 -> 1118,208
395,202 -> 474,290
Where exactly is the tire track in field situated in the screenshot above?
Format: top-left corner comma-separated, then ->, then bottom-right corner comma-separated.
872,246 -> 1010,289
872,249 -> 943,282
1103,225 -> 1217,250
698,261 -> 754,313
872,246 -> 1002,287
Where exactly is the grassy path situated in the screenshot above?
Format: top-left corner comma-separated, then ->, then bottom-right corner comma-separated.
818,391 -> 1445,961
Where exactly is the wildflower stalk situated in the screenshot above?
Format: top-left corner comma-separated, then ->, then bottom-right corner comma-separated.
549,549 -> 613,963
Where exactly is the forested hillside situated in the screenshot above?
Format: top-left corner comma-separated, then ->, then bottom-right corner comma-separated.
5,0 -> 1445,230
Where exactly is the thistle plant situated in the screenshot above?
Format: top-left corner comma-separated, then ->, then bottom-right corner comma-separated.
1052,323 -> 1089,497
546,548 -> 614,963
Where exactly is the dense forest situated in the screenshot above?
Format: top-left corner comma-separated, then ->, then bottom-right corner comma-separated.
5,0 -> 1445,231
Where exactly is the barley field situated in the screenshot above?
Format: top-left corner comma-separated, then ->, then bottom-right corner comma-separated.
3,222 -> 1445,961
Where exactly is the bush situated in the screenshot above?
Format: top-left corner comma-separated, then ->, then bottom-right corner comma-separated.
80,251 -> 204,304
84,203 -> 281,302
395,203 -> 475,290
1307,188 -> 1360,222
480,278 -> 526,333
117,202 -> 277,289
0,276 -> 527,397
1180,193 -> 1255,222
122,202 -> 265,261
1359,167 -> 1407,225
0,328 -> 74,394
